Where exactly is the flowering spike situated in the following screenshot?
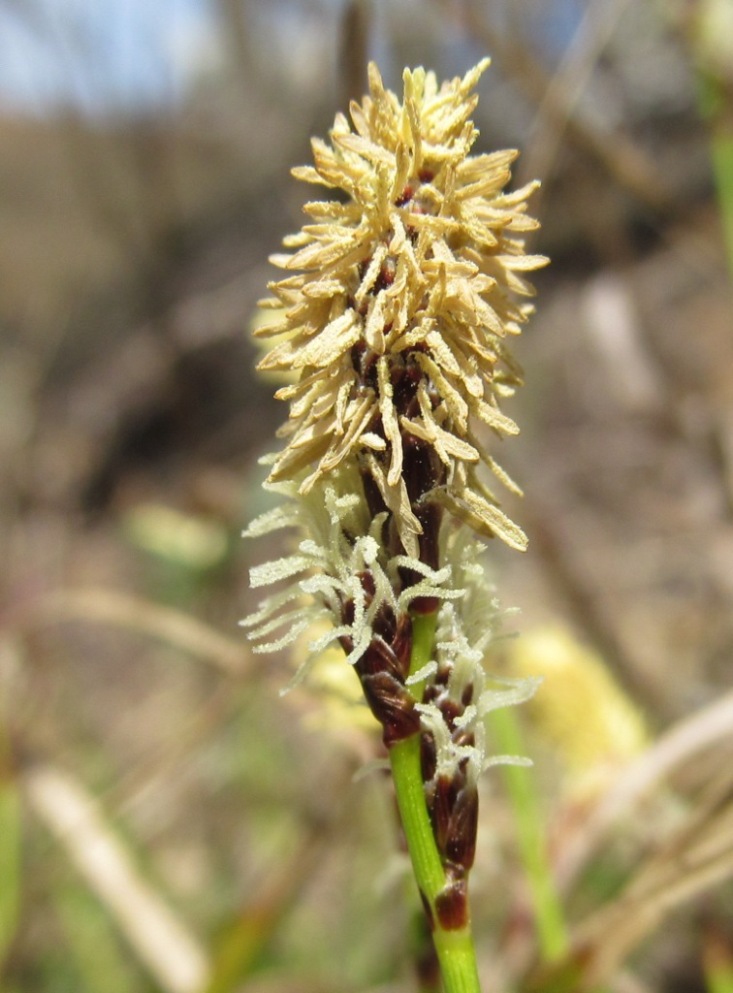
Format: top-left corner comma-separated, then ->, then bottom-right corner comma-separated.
242,59 -> 547,993
257,59 -> 546,552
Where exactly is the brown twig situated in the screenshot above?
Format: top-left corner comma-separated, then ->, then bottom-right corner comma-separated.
17,587 -> 250,675
437,0 -> 675,215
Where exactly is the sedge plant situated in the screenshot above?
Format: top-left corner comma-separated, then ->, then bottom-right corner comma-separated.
242,59 -> 548,993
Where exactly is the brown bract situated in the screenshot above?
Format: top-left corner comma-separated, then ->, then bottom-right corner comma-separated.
255,59 -> 547,556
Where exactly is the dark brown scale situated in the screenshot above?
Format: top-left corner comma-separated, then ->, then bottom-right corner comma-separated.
421,732 -> 437,784
438,698 -> 463,730
355,635 -> 403,681
372,602 -> 397,644
350,341 -> 380,388
358,670 -> 421,745
422,683 -> 440,705
403,591 -> 440,618
338,633 -> 354,656
357,569 -> 376,600
402,435 -> 444,504
350,340 -> 367,375
435,877 -> 469,931
405,354 -> 426,383
445,787 -> 479,871
403,377 -> 440,425
403,395 -> 421,422
392,350 -> 425,413
394,184 -> 414,207
461,683 -> 474,707
377,411 -> 445,571
415,501 -> 443,577
391,612 -> 413,677
389,351 -> 406,387
430,774 -> 458,856
418,167 -> 435,183
452,760 -> 468,787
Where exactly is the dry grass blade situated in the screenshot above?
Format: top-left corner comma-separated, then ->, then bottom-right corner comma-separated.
572,772 -> 733,988
520,0 -> 635,193
22,588 -> 249,675
556,688 -> 733,889
449,0 -> 674,213
22,761 -> 210,993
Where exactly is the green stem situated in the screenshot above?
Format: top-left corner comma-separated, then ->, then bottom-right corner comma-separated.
490,706 -> 568,963
697,70 -> 733,282
389,611 -> 482,993
710,125 -> 733,282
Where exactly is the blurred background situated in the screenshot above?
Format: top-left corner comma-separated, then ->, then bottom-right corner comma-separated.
1,1 -> 733,991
